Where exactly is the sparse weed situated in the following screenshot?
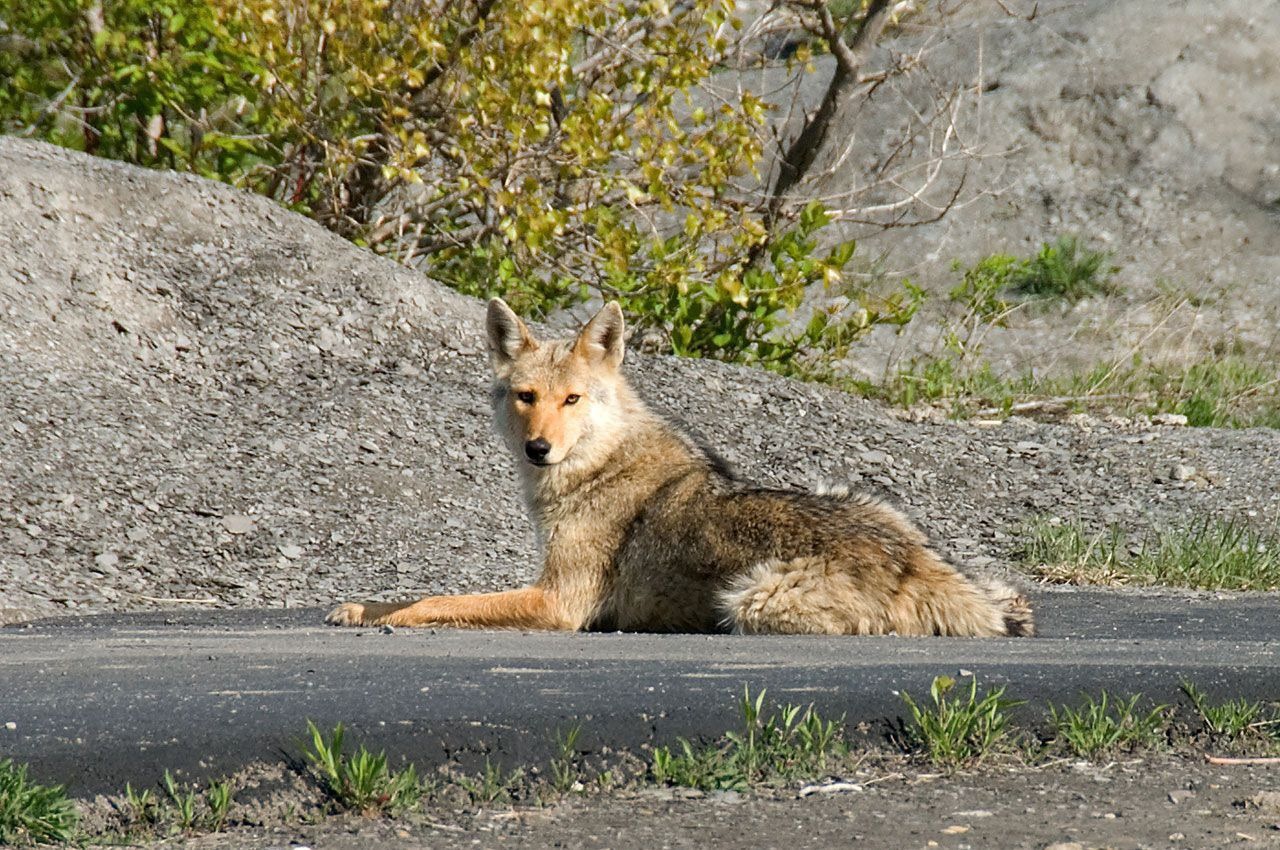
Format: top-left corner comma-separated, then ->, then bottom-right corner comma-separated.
1019,519 -> 1130,585
304,721 -> 421,815
1181,682 -> 1274,742
1170,358 -> 1280,428
872,352 -> 1279,427
1049,693 -> 1167,757
123,782 -> 160,826
456,758 -> 524,806
205,779 -> 233,832
881,356 -> 1009,412
868,239 -> 1117,415
1022,517 -> 1280,590
857,238 -> 1278,429
650,686 -> 846,791
0,758 -> 79,845
549,726 -> 583,794
880,255 -> 1022,411
949,253 -> 1019,322
900,675 -> 1022,769
121,773 -> 237,836
161,770 -> 201,832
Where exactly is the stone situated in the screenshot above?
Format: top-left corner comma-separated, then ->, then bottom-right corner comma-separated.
221,514 -> 255,535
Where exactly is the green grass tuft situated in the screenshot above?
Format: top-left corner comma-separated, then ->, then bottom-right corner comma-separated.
900,675 -> 1022,769
204,779 -> 233,832
1010,236 -> 1119,301
456,759 -> 524,806
1181,682 -> 1277,744
0,758 -> 79,845
1021,517 -> 1280,590
1049,693 -> 1167,757
549,725 -> 583,794
1170,359 -> 1280,428
870,355 -> 1279,428
304,721 -> 422,815
161,770 -> 200,832
650,686 -> 845,791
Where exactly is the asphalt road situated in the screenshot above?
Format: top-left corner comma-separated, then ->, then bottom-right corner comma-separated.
2,588 -> 1278,797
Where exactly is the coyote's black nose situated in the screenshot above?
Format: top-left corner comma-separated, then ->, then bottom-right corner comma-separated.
525,438 -> 552,463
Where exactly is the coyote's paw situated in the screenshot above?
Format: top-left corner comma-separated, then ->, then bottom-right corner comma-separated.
326,602 -> 371,627
326,601 -> 406,626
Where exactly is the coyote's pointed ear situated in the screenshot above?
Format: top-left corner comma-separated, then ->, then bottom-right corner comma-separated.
486,298 -> 537,367
573,301 -> 625,370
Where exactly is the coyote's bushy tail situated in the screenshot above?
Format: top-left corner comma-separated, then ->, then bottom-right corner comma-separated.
718,553 -> 1036,637
975,577 -> 1037,637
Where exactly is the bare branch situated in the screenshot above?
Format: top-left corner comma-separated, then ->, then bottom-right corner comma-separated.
766,0 -> 896,218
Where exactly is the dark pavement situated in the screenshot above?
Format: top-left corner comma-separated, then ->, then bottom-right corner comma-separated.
2,588 -> 1278,796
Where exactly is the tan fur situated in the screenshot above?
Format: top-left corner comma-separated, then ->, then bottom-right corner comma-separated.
327,299 -> 1036,637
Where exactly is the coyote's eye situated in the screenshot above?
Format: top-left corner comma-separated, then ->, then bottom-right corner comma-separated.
564,394 -> 580,406
515,390 -> 536,405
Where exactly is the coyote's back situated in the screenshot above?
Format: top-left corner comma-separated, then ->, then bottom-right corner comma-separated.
326,299 -> 1035,636
595,469 -> 1035,637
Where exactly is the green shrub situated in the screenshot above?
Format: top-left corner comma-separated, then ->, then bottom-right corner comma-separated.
0,1 -> 267,174
0,0 -> 919,370
1011,236 -> 1119,301
949,254 -> 1018,322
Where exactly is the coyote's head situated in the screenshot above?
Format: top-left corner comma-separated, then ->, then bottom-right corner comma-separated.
486,298 -> 630,471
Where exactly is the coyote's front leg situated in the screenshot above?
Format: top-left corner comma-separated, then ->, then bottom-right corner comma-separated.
325,586 -> 569,630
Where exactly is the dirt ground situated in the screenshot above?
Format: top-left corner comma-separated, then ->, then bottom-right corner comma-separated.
135,756 -> 1280,850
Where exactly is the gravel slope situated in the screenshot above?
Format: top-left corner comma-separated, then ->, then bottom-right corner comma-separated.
1,137 -> 1278,625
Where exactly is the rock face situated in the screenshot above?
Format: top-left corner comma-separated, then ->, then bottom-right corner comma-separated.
0,137 -> 1277,624
808,0 -> 1280,375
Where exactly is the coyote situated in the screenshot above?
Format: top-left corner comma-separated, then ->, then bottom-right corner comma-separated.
327,299 -> 1035,636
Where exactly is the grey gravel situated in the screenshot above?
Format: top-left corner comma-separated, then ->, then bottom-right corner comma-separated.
1,136 -> 1278,625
